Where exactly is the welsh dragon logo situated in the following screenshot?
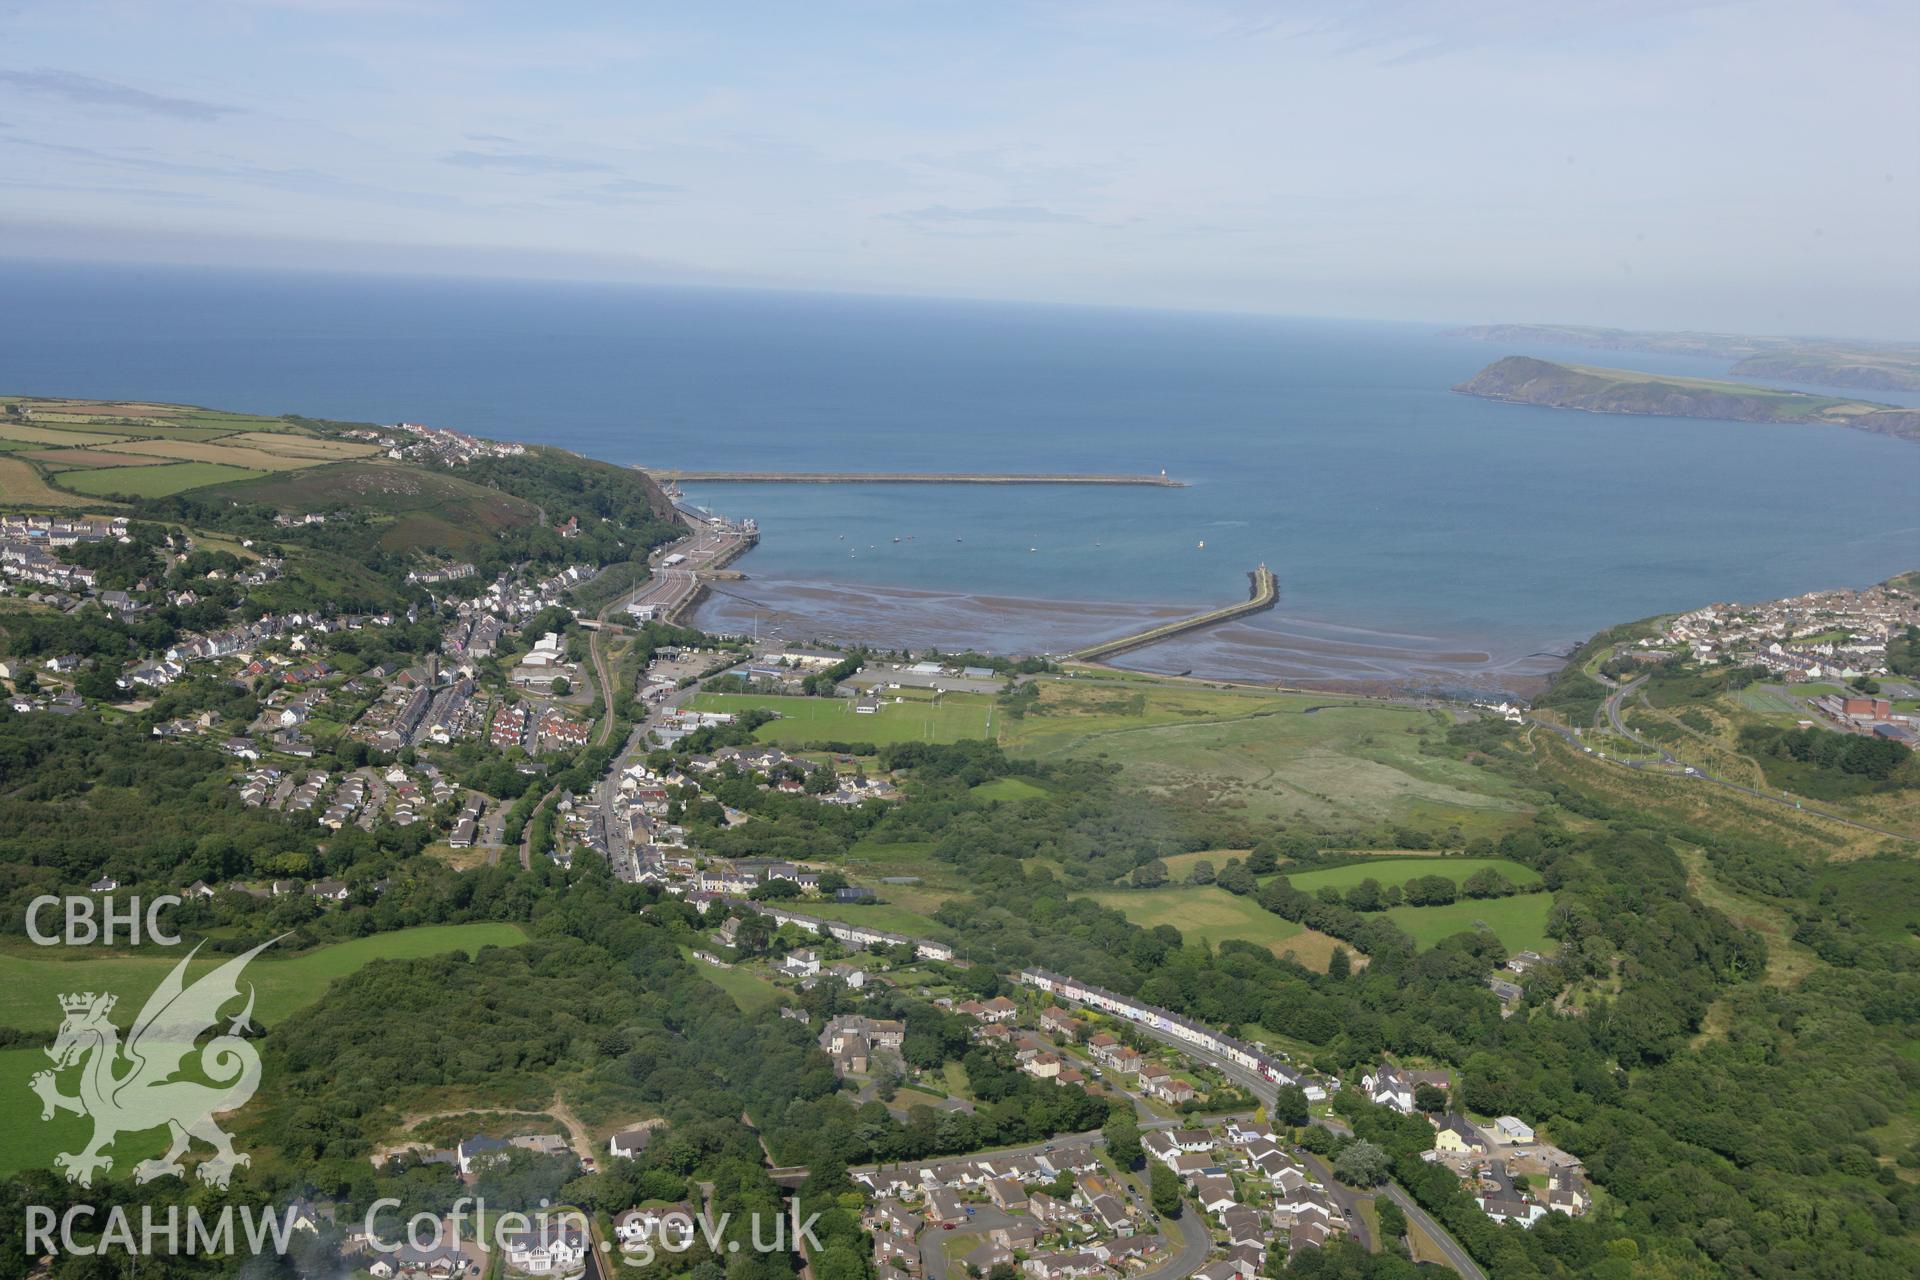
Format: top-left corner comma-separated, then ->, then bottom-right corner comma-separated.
30,936 -> 281,1189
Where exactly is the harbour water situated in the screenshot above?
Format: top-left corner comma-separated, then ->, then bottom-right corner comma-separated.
4,260 -> 1918,691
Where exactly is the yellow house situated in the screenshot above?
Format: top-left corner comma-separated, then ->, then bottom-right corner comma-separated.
1433,1115 -> 1486,1156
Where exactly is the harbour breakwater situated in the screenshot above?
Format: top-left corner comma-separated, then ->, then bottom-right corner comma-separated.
1071,563 -> 1279,662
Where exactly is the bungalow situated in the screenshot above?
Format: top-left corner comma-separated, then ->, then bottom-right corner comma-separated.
1095,1235 -> 1158,1267
1193,1174 -> 1239,1216
1480,1194 -> 1546,1228
1220,1205 -> 1265,1249
963,1240 -> 1014,1273
1088,1194 -> 1131,1234
366,1242 -> 467,1278
1168,1129 -> 1215,1153
1247,1146 -> 1295,1181
1169,1151 -> 1217,1182
1042,1144 -> 1102,1175
615,1204 -> 696,1250
1023,1252 -> 1105,1280
1142,1133 -> 1180,1166
609,1128 -> 654,1159
1223,1243 -> 1265,1278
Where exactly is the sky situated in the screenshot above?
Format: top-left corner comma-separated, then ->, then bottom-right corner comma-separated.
1,0 -> 1916,336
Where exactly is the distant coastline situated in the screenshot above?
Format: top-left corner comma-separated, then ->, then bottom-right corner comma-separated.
1455,355 -> 1920,445
1447,322 -> 1920,393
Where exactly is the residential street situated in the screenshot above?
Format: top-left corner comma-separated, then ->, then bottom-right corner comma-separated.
1118,1022 -> 1482,1280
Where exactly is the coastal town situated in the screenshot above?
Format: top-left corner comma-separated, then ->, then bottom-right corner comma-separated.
1640,577 -> 1919,743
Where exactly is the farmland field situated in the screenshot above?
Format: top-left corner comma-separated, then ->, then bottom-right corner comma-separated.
229,431 -> 382,459
1087,885 -> 1301,952
55,460 -> 264,497
1384,893 -> 1556,953
0,457 -> 98,505
1086,885 -> 1360,972
687,691 -> 996,745
1279,857 -> 1541,894
0,422 -> 131,447
24,448 -> 170,469
107,438 -> 325,471
0,923 -> 528,1177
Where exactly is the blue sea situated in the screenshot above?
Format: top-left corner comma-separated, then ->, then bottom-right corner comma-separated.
4,260 -> 1917,690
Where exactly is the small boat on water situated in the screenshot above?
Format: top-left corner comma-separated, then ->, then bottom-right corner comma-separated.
1197,540 -> 1206,549
1028,546 -> 1038,553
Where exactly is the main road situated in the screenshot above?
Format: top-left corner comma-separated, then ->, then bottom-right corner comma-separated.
1521,667 -> 1915,842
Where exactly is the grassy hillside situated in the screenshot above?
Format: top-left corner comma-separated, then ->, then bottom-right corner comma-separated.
207,459 -> 540,544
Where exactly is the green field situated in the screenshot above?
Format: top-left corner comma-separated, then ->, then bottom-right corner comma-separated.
1008,677 -> 1534,836
1087,885 -> 1304,953
0,924 -> 528,1177
55,460 -> 264,497
688,691 -> 996,745
684,950 -> 782,1014
971,777 -> 1050,802
792,899 -> 948,938
0,923 -> 529,1033
1280,857 -> 1541,895
1384,893 -> 1556,953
